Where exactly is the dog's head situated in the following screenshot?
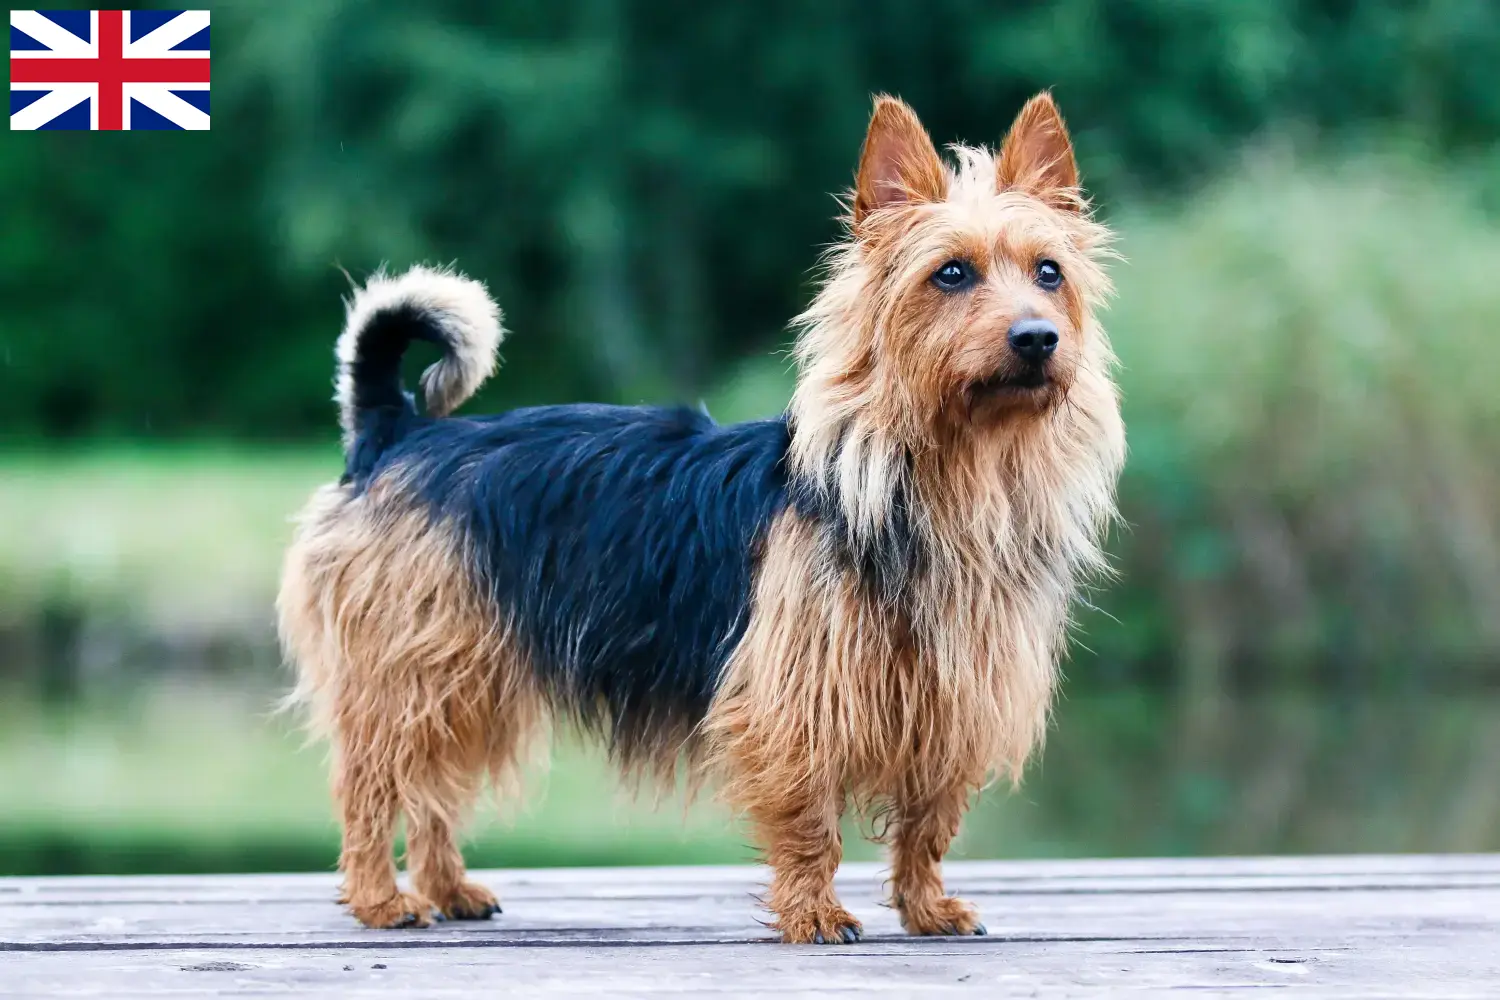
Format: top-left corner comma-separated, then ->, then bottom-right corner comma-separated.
793,93 -> 1114,444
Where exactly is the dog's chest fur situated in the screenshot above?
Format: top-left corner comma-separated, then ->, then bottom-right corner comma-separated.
708,423 -> 1107,794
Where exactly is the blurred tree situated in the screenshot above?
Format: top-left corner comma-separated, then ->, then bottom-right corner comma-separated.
4,0 -> 1499,437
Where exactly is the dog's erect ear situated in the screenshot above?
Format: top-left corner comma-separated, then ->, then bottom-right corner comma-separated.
853,95 -> 947,226
996,92 -> 1081,211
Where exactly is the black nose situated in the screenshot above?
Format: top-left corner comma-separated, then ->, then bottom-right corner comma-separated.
1008,318 -> 1059,363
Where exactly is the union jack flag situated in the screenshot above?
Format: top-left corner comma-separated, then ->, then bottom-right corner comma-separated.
10,10 -> 209,130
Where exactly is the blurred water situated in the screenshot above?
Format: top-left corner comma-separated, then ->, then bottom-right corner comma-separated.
4,662 -> 1498,876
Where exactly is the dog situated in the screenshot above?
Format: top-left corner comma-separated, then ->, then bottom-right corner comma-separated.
278,91 -> 1125,944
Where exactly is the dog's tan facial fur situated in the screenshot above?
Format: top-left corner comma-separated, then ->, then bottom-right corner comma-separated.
278,92 -> 1123,944
793,94 -> 1112,458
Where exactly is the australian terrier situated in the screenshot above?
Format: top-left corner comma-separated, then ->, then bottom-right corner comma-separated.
278,91 -> 1125,943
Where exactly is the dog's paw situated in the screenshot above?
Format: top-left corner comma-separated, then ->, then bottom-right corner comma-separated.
429,880 -> 501,921
349,891 -> 435,929
776,904 -> 864,945
898,895 -> 986,937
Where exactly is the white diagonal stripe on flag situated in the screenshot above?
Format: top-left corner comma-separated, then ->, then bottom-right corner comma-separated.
9,83 -> 96,130
9,10 -> 97,57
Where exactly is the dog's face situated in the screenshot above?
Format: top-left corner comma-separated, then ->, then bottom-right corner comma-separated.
847,93 -> 1112,429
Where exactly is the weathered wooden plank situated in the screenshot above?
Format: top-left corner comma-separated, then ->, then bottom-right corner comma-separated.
2,857 -> 1498,997
10,852 -> 1500,897
3,933 -> 1498,998
8,856 -> 1500,914
1,894 -> 1492,953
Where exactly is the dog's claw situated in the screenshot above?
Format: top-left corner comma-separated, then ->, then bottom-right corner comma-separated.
781,906 -> 863,945
811,922 -> 861,945
434,884 -> 502,921
899,896 -> 983,938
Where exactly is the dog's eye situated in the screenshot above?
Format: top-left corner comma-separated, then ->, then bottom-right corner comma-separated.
932,260 -> 974,291
1035,259 -> 1063,290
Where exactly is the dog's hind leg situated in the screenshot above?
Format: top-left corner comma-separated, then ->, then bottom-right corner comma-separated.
401,699 -> 524,922
333,640 -> 538,927
406,789 -> 500,921
334,725 -> 435,929
280,497 -> 434,929
284,497 -> 537,929
399,627 -> 541,922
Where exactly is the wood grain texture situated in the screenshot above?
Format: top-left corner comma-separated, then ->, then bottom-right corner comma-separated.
2,856 -> 1498,997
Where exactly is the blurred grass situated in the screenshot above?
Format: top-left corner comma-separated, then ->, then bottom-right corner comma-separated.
0,680 -> 778,875
0,445 -> 340,636
5,679 -> 1500,875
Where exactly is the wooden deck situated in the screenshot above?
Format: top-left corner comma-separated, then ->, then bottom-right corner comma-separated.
2,855 -> 1498,997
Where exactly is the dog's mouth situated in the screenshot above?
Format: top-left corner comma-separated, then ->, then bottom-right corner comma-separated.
968,366 -> 1050,399
961,364 -> 1060,421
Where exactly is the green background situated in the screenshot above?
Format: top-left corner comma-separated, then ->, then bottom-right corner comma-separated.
3,1 -> 1499,875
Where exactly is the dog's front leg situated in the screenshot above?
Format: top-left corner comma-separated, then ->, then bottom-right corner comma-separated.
889,779 -> 986,936
743,778 -> 862,944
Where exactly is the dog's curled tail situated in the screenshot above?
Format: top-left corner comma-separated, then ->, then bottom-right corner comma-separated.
335,264 -> 504,449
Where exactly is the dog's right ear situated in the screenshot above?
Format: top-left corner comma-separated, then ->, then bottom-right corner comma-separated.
853,95 -> 947,227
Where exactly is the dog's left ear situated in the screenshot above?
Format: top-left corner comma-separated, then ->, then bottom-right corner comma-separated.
996,92 -> 1081,212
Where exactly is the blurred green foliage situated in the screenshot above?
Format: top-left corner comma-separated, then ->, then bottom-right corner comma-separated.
4,0 -> 1500,436
3,152 -> 1497,698
3,3 -> 1500,873
642,153 -> 1500,695
1100,156 -> 1500,696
